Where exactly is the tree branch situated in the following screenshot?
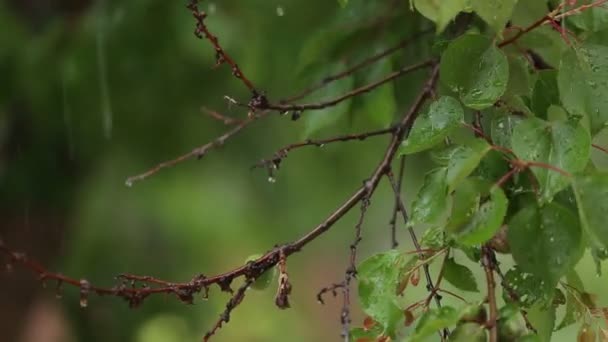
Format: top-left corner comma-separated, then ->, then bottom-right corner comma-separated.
482,246 -> 498,342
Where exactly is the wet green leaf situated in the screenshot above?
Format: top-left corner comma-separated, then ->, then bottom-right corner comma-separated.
572,173 -> 608,250
401,96 -> 464,154
511,117 -> 590,203
440,34 -> 509,109
410,306 -> 459,342
470,0 -> 518,36
409,167 -> 450,227
558,43 -> 608,135
508,203 -> 583,289
450,186 -> 508,246
413,0 -> 468,33
443,257 -> 478,292
358,251 -> 407,335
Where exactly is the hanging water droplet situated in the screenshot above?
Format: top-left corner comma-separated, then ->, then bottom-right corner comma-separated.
276,6 -> 285,16
55,280 -> 64,299
208,2 -> 217,14
125,179 -> 133,187
268,176 -> 276,183
80,279 -> 90,308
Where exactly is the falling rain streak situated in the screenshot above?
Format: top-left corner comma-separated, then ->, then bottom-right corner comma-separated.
96,0 -> 113,140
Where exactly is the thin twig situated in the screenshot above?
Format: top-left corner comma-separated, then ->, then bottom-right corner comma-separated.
125,112 -> 267,186
187,1 -> 258,94
202,106 -> 243,125
254,127 -> 394,172
261,60 -> 434,113
281,29 -> 433,103
481,246 -> 498,342
204,279 -> 253,341
389,156 -> 405,248
386,165 -> 449,338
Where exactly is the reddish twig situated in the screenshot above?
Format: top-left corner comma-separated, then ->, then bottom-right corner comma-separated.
187,1 -> 258,94
254,127 -> 394,176
260,60 -> 435,113
593,143 -> 608,154
202,106 -> 243,125
281,29 -> 433,103
204,279 -> 253,342
125,112 -> 267,186
481,246 -> 498,342
388,156 -> 405,248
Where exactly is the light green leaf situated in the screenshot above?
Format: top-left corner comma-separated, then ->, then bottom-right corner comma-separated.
556,271 -> 585,330
446,139 -> 492,189
531,70 -> 559,119
303,62 -> 355,137
443,257 -> 478,292
503,266 -> 553,307
470,0 -> 518,36
360,57 -> 396,127
450,186 -> 508,246
413,0 -> 468,33
358,251 -> 407,335
440,34 -> 509,109
510,0 -> 550,27
508,203 -> 583,289
400,96 -> 464,154
572,173 -> 608,250
420,226 -> 446,249
447,178 -> 483,232
409,167 -> 449,227
511,117 -> 590,202
527,304 -> 556,342
410,306 -> 459,342
337,0 -> 348,8
448,323 -> 486,342
558,43 -> 608,134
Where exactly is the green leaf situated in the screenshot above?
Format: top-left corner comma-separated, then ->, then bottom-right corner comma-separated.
511,117 -> 591,202
508,203 -> 583,289
420,226 -> 446,249
498,304 -> 529,341
413,0 -> 468,33
410,306 -> 460,342
518,26 -> 567,68
448,322 -> 486,342
445,139 -> 492,189
337,0 -> 348,8
572,173 -> 608,250
359,57 -> 396,128
443,257 -> 478,292
447,178 -> 482,232
440,34 -> 509,110
400,96 -> 464,154
568,0 -> 608,32
491,115 -> 523,149
556,271 -> 585,330
303,62 -> 354,137
358,251 -> 407,335
527,304 -> 556,342
505,55 -> 533,97
558,43 -> 608,134
503,266 -> 553,307
510,0 -> 550,27
531,70 -> 559,119
409,167 -> 450,227
470,0 -> 518,37
450,186 -> 508,246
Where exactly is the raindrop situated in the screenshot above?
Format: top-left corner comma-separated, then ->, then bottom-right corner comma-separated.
55,280 -> 64,299
276,6 -> 285,16
125,179 -> 133,187
268,176 -> 276,183
549,237 -> 555,243
208,2 -> 217,14
80,279 -> 90,308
